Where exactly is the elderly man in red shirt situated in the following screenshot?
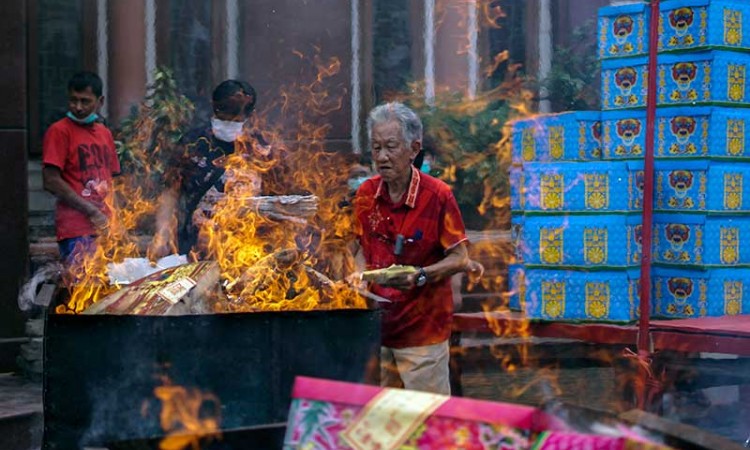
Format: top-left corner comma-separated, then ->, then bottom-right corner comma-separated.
353,102 -> 469,394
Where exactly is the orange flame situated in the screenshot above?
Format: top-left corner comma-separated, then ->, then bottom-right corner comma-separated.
153,377 -> 222,450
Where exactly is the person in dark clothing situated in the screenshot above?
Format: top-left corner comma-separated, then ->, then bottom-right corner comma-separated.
149,79 -> 267,259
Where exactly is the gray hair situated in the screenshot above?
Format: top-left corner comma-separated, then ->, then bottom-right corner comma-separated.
366,102 -> 423,145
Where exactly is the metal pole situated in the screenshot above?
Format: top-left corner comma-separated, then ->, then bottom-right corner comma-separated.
638,0 -> 659,355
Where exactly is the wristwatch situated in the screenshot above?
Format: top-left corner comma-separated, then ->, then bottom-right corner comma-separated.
415,267 -> 428,287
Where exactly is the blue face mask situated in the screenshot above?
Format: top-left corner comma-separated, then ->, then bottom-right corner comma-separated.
348,176 -> 370,191
420,160 -> 431,174
67,111 -> 99,125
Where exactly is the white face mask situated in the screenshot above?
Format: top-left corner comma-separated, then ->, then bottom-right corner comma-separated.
211,117 -> 245,142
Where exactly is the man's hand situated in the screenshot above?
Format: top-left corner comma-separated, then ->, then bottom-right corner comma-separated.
466,259 -> 484,289
88,208 -> 108,231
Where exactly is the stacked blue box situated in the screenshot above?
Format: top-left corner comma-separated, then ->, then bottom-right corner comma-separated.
511,112 -> 602,163
598,0 -> 750,60
652,214 -> 750,267
599,107 -> 750,160
653,267 -> 750,317
518,162 -> 642,213
591,0 -> 750,320
601,50 -> 750,110
512,215 -> 642,268
519,268 -> 641,322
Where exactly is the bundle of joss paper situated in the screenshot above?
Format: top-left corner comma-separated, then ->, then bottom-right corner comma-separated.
283,377 -> 672,450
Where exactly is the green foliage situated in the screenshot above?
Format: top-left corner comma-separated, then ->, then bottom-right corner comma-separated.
115,68 -> 195,197
409,93 -> 510,229
542,21 -> 600,112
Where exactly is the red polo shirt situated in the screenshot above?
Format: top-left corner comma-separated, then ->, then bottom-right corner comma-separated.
354,169 -> 467,348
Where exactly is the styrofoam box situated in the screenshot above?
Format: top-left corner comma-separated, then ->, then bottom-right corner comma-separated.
520,268 -> 640,322
511,112 -> 602,164
601,50 -> 750,110
521,161 -> 642,212
512,214 -> 642,268
652,266 -> 750,318
652,213 -> 750,266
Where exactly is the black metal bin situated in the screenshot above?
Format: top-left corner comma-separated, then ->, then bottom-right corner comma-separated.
43,309 -> 380,449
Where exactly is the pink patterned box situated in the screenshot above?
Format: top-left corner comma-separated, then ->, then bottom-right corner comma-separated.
283,377 -> 670,450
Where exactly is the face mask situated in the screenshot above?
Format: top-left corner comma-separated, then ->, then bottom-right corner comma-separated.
348,176 -> 370,191
420,160 -> 431,174
67,111 -> 98,125
211,117 -> 245,142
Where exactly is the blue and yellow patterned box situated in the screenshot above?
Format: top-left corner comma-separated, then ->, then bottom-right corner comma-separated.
601,110 -> 647,159
508,264 -> 524,311
602,50 -> 750,110
598,2 -> 650,59
520,268 -> 641,322
652,213 -> 750,266
521,162 -> 642,213
659,0 -> 750,53
513,214 -> 642,268
652,267 -> 750,318
656,107 -> 750,159
510,165 -> 523,211
658,50 -> 750,106
601,56 -> 648,110
654,160 -> 750,212
510,112 -> 602,164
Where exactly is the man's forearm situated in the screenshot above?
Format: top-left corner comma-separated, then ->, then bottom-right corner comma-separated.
43,170 -> 99,217
423,242 -> 469,282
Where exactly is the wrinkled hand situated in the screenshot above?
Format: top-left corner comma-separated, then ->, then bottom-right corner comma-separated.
387,271 -> 418,291
466,259 -> 484,289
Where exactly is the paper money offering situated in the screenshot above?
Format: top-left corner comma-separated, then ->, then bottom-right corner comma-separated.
361,265 -> 419,286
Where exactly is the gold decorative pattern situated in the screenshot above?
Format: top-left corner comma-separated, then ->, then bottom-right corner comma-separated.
585,174 -> 609,210
699,9 -> 708,45
541,174 -> 564,210
727,119 -> 745,156
540,227 -> 564,265
720,227 -> 740,265
521,128 -> 535,161
728,64 -> 746,102
724,173 -> 743,210
585,282 -> 610,319
584,228 -> 607,265
542,281 -> 565,319
724,9 -> 742,46
724,280 -> 742,316
549,126 -> 564,159
578,122 -> 586,159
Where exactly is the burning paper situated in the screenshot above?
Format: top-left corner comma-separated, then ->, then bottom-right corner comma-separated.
107,254 -> 188,285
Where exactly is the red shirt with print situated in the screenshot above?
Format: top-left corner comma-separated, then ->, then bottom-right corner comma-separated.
42,118 -> 120,240
354,169 -> 468,348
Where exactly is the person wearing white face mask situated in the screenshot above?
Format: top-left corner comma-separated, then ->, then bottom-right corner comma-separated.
149,79 -> 267,260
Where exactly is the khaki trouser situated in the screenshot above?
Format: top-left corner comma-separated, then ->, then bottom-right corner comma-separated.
380,340 -> 450,395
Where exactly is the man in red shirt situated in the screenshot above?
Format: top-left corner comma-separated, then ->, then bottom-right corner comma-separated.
42,71 -> 120,265
353,102 -> 469,394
